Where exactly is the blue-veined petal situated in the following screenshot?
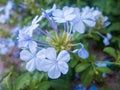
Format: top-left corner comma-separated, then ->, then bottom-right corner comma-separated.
78,48 -> 89,59
26,59 -> 36,72
58,61 -> 68,74
48,65 -> 61,79
57,50 -> 70,62
20,50 -> 33,61
46,47 -> 56,60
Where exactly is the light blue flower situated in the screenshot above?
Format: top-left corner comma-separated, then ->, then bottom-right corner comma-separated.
20,48 -> 46,72
106,33 -> 112,40
17,15 -> 41,50
52,6 -> 76,23
103,38 -> 110,46
97,32 -> 112,46
71,6 -> 96,33
24,15 -> 42,37
95,62 -> 107,67
0,1 -> 13,23
42,4 -> 56,18
74,84 -> 86,90
78,47 -> 89,59
103,33 -> 112,46
38,48 -> 70,79
92,8 -> 110,27
0,38 -> 14,55
18,30 -> 37,51
72,43 -> 89,59
89,85 -> 98,90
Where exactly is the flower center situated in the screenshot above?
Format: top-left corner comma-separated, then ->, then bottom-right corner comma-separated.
47,32 -> 72,52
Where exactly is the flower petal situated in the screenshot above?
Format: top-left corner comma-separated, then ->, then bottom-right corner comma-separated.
83,19 -> 96,27
26,59 -> 35,72
103,38 -> 109,46
73,21 -> 85,34
52,9 -> 63,17
35,59 -> 44,71
46,47 -> 56,60
57,50 -> 70,62
29,41 -> 37,53
48,65 -> 61,79
63,7 -> 74,16
78,48 -> 89,59
20,50 -> 32,61
36,49 -> 46,59
18,40 -> 28,48
36,59 -> 53,72
95,62 -> 107,67
58,61 -> 68,74
65,15 -> 76,21
106,33 -> 112,40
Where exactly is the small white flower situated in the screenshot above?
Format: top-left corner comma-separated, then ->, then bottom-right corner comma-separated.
24,15 -> 42,37
42,4 -> 56,18
20,48 -> 46,72
103,33 -> 112,46
39,48 -> 70,79
18,30 -> 37,51
95,62 -> 107,67
71,6 -> 96,34
52,6 -> 76,23
0,1 -> 13,23
92,8 -> 110,27
103,38 -> 110,46
106,33 -> 112,40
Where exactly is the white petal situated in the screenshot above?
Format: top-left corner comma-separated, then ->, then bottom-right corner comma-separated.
48,65 -> 61,79
46,47 -> 56,60
35,59 -> 44,71
36,49 -> 46,59
36,59 -> 53,72
78,48 -> 89,59
20,50 -> 32,61
28,41 -> 37,53
26,59 -> 35,72
58,61 -> 68,74
73,21 -> 85,34
32,15 -> 39,24
107,33 -> 112,40
63,7 -> 74,16
103,38 -> 109,46
18,40 -> 28,48
65,15 -> 76,21
52,9 -> 63,17
57,50 -> 70,62
53,17 -> 66,23
83,19 -> 96,27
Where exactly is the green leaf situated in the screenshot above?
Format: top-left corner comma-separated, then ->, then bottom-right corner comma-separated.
0,73 -> 12,90
81,68 -> 94,86
15,72 -> 31,90
96,67 -> 111,73
30,72 -> 44,89
103,47 -> 116,58
100,86 -> 114,90
50,79 -> 70,90
38,81 -> 50,90
75,63 -> 90,73
69,58 -> 79,68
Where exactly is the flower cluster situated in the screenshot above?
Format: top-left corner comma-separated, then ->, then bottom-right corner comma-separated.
0,1 -> 13,23
18,5 -> 111,79
0,38 -> 14,55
